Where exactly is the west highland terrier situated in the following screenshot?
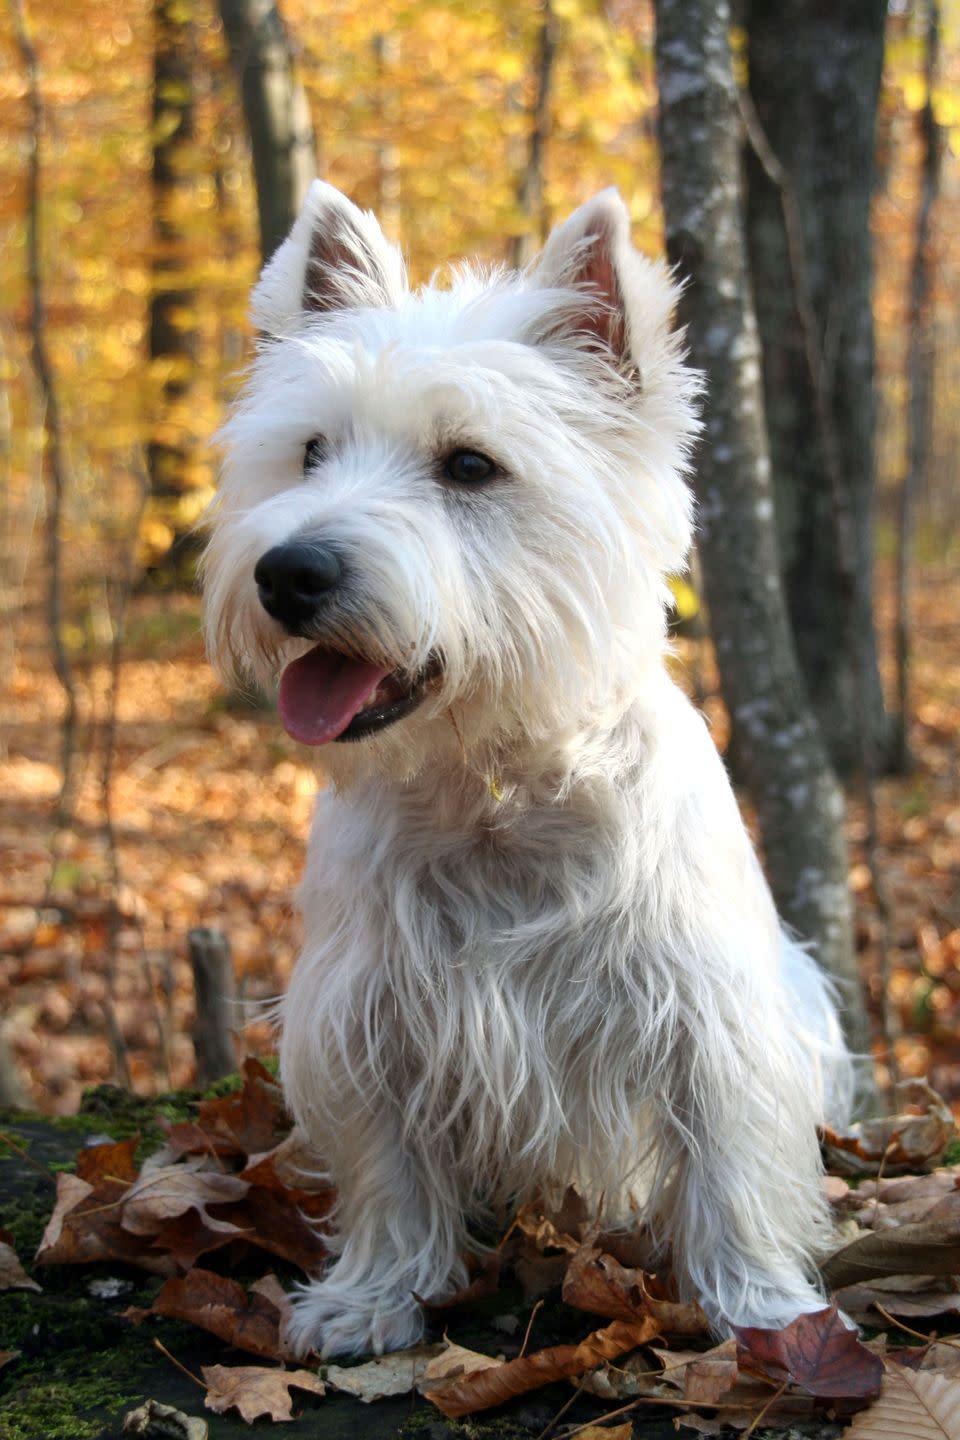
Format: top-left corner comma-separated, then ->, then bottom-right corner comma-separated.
202,181 -> 853,1358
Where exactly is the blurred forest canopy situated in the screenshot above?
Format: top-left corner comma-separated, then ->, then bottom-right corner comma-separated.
0,0 -> 958,587
0,0 -> 959,1111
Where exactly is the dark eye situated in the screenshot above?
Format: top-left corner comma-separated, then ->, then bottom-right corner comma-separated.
303,436 -> 327,472
444,449 -> 496,485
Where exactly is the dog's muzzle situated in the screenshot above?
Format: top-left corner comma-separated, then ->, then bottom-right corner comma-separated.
254,540 -> 341,635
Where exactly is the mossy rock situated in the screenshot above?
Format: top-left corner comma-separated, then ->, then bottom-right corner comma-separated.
0,1089 -> 843,1439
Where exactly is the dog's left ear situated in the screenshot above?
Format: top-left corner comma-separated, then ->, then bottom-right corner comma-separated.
532,189 -> 637,378
251,181 -> 407,338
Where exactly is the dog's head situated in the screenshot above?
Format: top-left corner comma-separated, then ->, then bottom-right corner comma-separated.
203,182 -> 699,783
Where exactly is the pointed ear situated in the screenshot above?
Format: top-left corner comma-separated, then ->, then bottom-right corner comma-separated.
532,188 -> 636,376
251,181 -> 407,337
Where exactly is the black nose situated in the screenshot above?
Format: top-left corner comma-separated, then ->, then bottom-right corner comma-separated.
254,541 -> 341,633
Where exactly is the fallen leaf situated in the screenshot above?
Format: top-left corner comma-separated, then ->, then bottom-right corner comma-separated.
125,1269 -> 297,1361
423,1317 -> 658,1418
239,1129 -> 332,1216
842,1362 -> 960,1439
120,1163 -> 250,1235
659,1341 -> 742,1405
0,1350 -> 19,1372
0,1232 -> 40,1293
735,1306 -> 883,1401
326,1344 -> 445,1401
76,1136 -> 140,1186
218,1185 -> 329,1272
202,1364 -> 325,1423
570,1426 -> 633,1440
822,1200 -> 960,1290
562,1245 -> 644,1322
122,1398 -> 208,1438
513,1200 -> 580,1255
421,1253 -> 502,1313
835,1279 -> 960,1324
419,1341 -> 504,1389
36,1171 -> 175,1276
822,1081 -> 956,1176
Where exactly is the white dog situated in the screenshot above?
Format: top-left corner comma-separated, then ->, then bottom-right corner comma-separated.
203,181 -> 853,1358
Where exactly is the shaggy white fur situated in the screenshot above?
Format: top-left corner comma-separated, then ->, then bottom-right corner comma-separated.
202,181 -> 853,1359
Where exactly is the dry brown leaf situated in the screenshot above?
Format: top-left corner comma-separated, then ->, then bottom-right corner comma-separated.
835,1279 -> 960,1324
326,1344 -> 446,1401
125,1268 -> 297,1361
822,1081 -> 956,1176
562,1245 -> 644,1322
120,1163 -> 250,1235
36,1171 -> 176,1275
76,1136 -> 140,1186
423,1317 -> 658,1419
419,1341 -> 504,1389
841,1362 -> 960,1439
239,1129 -> 332,1214
849,1173 -> 960,1228
0,1233 -> 40,1293
822,1198 -> 960,1290
217,1186 -> 329,1273
122,1399 -> 208,1438
421,1252 -> 502,1313
0,1350 -> 19,1373
674,1342 -> 741,1405
202,1364 -> 325,1423
164,1059 -> 286,1162
571,1425 -> 633,1440
918,1345 -> 960,1380
513,1200 -> 581,1255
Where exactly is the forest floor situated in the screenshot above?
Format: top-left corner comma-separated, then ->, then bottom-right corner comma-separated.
0,558 -> 958,1115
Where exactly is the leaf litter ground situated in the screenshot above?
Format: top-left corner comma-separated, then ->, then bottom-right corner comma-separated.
2,1059 -> 960,1436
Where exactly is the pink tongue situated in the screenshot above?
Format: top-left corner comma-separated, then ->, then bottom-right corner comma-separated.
278,647 -> 391,745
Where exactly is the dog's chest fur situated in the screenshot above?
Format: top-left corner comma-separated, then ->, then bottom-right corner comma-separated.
285,693 -> 761,1207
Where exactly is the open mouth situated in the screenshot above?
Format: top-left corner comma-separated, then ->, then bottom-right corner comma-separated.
277,646 -> 435,746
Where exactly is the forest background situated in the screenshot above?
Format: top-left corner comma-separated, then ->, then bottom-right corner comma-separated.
0,0 -> 958,1118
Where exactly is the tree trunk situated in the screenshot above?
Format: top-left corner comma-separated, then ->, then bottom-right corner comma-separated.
145,0 -> 201,583
654,0 -> 870,1057
510,0 -> 559,270
893,0 -> 943,773
743,0 -> 889,778
217,0 -> 316,263
11,0 -> 78,818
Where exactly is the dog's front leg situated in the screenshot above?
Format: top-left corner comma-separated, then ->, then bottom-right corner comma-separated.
285,1100 -> 467,1359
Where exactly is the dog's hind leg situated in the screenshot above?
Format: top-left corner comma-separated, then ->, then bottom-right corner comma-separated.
653,1011 -> 834,1334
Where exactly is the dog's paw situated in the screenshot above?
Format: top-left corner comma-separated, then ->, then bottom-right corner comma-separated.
710,1275 -> 838,1335
284,1277 -> 426,1359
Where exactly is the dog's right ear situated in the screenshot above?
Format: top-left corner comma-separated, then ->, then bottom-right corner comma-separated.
251,181 -> 407,337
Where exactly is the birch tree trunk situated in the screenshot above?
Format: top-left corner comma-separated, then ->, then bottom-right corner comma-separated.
654,0 -> 870,1057
217,0 -> 316,262
743,0 -> 889,778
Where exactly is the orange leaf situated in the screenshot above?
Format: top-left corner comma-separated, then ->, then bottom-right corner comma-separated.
423,1317 -> 658,1419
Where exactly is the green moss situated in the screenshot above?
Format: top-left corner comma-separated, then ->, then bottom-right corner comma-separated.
0,1199 -> 47,1260
943,1138 -> 960,1167
0,1379 -> 109,1440
0,1295 -> 153,1439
